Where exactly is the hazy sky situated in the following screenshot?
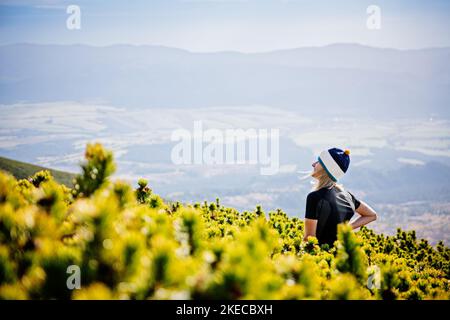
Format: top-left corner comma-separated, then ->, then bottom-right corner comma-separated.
1,0 -> 449,52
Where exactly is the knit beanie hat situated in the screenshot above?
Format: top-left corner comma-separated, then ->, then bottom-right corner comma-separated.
318,148 -> 350,182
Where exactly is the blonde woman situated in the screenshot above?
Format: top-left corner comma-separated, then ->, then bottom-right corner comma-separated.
303,148 -> 377,246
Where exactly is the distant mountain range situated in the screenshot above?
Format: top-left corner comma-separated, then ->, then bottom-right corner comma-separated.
1,43 -> 449,117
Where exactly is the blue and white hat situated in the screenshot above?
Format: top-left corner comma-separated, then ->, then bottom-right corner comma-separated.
318,148 -> 350,182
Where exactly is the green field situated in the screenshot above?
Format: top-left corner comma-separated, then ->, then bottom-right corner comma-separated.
0,156 -> 75,187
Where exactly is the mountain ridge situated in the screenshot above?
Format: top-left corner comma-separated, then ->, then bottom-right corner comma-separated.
0,155 -> 75,187
2,42 -> 450,54
1,42 -> 449,116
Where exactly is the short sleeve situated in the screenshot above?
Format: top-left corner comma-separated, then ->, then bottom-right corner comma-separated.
348,191 -> 361,210
305,192 -> 319,220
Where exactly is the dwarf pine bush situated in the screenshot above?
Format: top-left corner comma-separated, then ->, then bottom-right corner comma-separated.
0,143 -> 449,300
335,224 -> 367,284
72,143 -> 115,198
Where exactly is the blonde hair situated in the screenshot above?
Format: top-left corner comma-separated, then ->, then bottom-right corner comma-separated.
312,166 -> 344,192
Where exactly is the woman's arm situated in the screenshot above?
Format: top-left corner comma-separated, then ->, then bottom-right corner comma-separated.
350,201 -> 377,230
303,218 -> 318,241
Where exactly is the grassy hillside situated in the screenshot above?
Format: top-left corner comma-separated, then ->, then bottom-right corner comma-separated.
0,156 -> 75,187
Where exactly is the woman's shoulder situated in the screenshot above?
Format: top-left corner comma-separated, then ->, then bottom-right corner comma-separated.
307,187 -> 344,202
307,188 -> 329,199
337,187 -> 355,198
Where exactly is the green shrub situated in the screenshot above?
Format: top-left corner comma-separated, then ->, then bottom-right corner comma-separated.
0,143 -> 448,300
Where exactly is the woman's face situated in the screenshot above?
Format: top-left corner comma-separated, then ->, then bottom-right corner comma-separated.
311,160 -> 323,178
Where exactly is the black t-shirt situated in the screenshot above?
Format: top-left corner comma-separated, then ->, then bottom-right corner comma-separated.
305,186 -> 361,246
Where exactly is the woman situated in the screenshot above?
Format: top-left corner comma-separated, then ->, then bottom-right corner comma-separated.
303,148 -> 377,246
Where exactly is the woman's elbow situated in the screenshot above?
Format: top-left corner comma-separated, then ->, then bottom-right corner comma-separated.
371,213 -> 378,222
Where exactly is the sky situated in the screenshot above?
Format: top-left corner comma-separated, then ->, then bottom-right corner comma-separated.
0,0 -> 449,52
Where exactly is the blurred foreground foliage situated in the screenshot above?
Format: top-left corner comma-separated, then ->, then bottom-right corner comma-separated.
0,143 -> 449,300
